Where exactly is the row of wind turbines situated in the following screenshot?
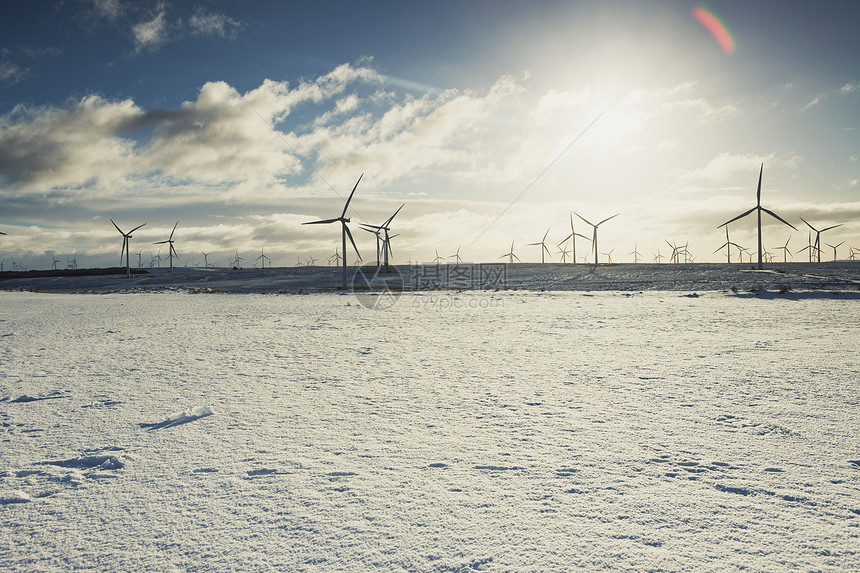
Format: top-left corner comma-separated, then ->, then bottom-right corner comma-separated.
1,164 -> 854,277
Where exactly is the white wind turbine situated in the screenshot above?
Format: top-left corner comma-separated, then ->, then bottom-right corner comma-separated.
528,227 -> 552,263
500,241 -> 520,264
111,219 -> 146,277
800,217 -> 842,263
575,212 -> 619,265
153,221 -> 179,272
557,213 -> 589,265
302,174 -> 363,290
718,164 -> 796,270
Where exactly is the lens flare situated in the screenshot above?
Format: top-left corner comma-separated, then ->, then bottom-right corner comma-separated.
692,6 -> 735,55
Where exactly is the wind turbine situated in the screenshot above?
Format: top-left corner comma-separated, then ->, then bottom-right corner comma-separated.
718,164 -> 796,270
774,237 -> 792,263
558,214 -> 589,265
432,249 -> 444,266
111,219 -> 146,277
557,244 -> 571,263
714,227 -> 743,263
825,241 -> 844,262
602,248 -> 616,264
449,246 -> 463,264
654,248 -> 664,263
256,247 -> 270,269
528,227 -> 552,263
329,246 -> 342,267
500,241 -> 520,264
799,217 -> 842,263
574,212 -> 619,265
306,254 -> 318,266
359,203 -> 404,272
201,252 -> 211,268
302,174 -> 363,290
360,225 -> 383,266
153,221 -> 179,272
50,251 -> 60,270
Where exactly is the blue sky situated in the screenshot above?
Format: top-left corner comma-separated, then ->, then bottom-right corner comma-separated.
1,0 -> 858,268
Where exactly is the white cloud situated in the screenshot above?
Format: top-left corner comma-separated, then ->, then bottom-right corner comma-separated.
189,10 -> 242,39
92,0 -> 122,20
801,96 -> 821,112
132,6 -> 168,53
0,61 -> 27,85
839,82 -> 859,95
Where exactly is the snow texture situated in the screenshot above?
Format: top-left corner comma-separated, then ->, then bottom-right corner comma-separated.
1,267 -> 859,571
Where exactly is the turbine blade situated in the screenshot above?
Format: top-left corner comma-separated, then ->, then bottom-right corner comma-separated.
819,224 -> 843,233
799,217 -> 817,232
153,240 -> 168,244
756,163 -> 763,207
718,207 -> 756,228
596,213 -> 619,226
302,218 -> 339,225
340,173 -> 364,219
169,221 -> 179,239
760,208 -> 798,230
574,212 -> 594,227
344,223 -> 361,261
129,223 -> 147,234
384,203 -> 405,226
111,219 -> 124,234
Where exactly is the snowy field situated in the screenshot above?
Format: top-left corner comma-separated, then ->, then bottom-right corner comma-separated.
1,271 -> 859,571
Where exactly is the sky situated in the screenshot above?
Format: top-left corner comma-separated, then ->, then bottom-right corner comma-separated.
0,0 -> 858,269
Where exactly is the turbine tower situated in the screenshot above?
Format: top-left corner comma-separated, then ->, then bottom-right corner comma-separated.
718,164 -> 796,270
111,219 -> 146,278
302,174 -> 363,290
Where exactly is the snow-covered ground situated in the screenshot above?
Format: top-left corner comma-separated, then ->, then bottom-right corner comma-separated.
1,272 -> 859,571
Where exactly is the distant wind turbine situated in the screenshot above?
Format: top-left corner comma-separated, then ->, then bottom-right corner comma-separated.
629,243 -> 642,263
718,164 -> 796,270
111,219 -> 146,278
602,248 -> 616,264
774,237 -> 792,263
575,212 -> 619,265
256,247 -> 270,268
825,241 -> 845,262
201,252 -> 211,268
527,227 -> 552,263
800,217 -> 842,263
558,213 -> 589,265
713,227 -> 743,263
449,245 -> 463,264
153,221 -> 179,272
500,241 -> 520,264
360,203 -> 404,272
557,244 -> 571,263
302,174 -> 363,290
50,251 -> 60,270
